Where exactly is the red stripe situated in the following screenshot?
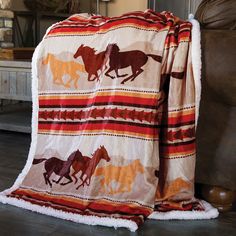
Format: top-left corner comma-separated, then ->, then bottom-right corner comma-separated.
88,202 -> 150,217
48,17 -> 167,36
68,10 -> 167,24
177,30 -> 191,40
155,203 -> 194,211
166,113 -> 195,125
12,189 -> 150,217
39,96 -> 159,107
46,10 -> 191,49
12,195 -> 143,225
61,15 -> 165,27
53,11 -> 191,33
160,142 -> 195,156
38,122 -> 158,136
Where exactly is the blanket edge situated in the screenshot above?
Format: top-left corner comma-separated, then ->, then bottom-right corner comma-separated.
148,200 -> 219,220
189,15 -> 202,127
0,195 -> 138,231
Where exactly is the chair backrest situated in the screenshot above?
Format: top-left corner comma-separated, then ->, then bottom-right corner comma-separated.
195,0 -> 236,29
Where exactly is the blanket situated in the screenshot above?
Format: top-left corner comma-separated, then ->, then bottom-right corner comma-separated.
0,10 -> 218,231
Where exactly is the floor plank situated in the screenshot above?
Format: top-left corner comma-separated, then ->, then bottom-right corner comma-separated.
0,103 -> 31,133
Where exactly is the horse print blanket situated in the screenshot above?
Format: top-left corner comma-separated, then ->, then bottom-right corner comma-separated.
0,10 -> 218,231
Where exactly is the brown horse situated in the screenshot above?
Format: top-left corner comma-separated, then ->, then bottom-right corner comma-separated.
75,145 -> 111,190
105,43 -> 162,84
71,155 -> 90,184
73,44 -> 108,81
32,149 -> 82,187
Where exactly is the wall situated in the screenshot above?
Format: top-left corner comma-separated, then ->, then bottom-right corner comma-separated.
11,0 -> 26,11
107,0 -> 147,16
192,0 -> 202,13
150,0 -> 202,19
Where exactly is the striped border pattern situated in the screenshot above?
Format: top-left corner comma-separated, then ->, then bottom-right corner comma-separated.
44,10 -> 192,48
159,106 -> 196,159
38,90 -> 163,140
9,187 -> 152,226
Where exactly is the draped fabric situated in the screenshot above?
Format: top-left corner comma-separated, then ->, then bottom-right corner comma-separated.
0,10 -> 218,231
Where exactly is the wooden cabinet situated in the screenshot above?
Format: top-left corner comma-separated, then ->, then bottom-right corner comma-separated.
0,60 -> 31,133
148,0 -> 202,19
0,60 -> 31,101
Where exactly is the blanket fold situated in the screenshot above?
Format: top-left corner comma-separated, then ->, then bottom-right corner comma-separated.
0,9 -> 218,231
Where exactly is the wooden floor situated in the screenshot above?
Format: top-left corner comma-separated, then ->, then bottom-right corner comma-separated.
0,103 -> 31,133
0,131 -> 236,236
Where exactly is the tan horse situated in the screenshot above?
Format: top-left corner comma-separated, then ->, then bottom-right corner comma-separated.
94,159 -> 145,194
42,53 -> 86,89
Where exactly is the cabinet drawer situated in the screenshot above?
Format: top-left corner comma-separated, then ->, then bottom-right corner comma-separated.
0,60 -> 31,101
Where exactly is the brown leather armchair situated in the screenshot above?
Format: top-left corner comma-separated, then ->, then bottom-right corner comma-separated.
195,0 -> 236,211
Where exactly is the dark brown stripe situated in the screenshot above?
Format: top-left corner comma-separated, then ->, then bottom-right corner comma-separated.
171,71 -> 185,79
39,102 -> 158,110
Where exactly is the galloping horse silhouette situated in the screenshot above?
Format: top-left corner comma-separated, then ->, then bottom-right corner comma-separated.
105,44 -> 162,84
73,44 -> 108,81
94,159 -> 144,194
33,149 -> 83,187
75,145 -> 111,190
71,155 -> 90,184
42,53 -> 86,89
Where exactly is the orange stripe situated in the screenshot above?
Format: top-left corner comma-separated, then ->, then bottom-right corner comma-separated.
38,129 -> 159,140
167,113 -> 195,125
12,188 -> 152,216
168,109 -> 195,117
39,91 -> 161,100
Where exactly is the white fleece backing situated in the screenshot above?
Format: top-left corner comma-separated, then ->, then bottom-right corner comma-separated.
189,14 -> 202,127
148,200 -> 219,220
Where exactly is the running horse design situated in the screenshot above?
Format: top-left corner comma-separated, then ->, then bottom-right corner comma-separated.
42,53 -> 86,89
32,149 -> 83,187
72,145 -> 111,190
105,43 -> 162,84
94,159 -> 145,194
73,44 -> 108,81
